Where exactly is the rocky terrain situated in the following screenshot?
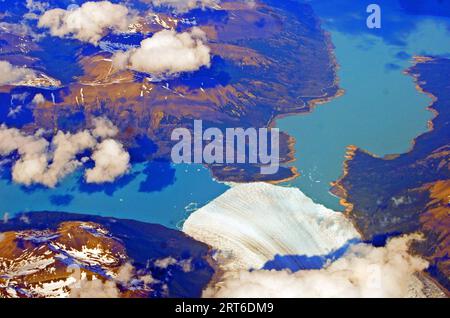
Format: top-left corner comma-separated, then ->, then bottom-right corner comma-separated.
0,212 -> 215,298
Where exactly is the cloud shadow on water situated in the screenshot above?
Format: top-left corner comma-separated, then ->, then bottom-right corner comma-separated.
138,160 -> 176,193
263,238 -> 361,271
77,171 -> 140,196
49,194 -> 74,206
128,135 -> 158,163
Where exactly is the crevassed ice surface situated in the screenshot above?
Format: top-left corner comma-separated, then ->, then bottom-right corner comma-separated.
183,183 -> 360,271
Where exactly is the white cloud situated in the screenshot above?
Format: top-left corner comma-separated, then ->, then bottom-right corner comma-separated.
26,0 -> 49,13
0,127 -> 96,187
24,0 -> 50,19
115,262 -> 155,287
179,259 -> 192,272
69,263 -> 154,297
115,263 -> 135,284
38,130 -> 97,186
38,1 -> 136,45
2,212 -> 9,224
20,215 -> 31,224
70,279 -> 120,298
150,0 -> 221,13
0,126 -> 49,185
32,93 -> 46,104
0,61 -> 37,86
204,235 -> 430,298
0,21 -> 43,40
154,257 -> 178,269
0,118 -> 129,187
91,117 -> 119,139
154,257 -> 193,272
0,61 -> 60,88
112,27 -> 211,76
85,139 -> 130,184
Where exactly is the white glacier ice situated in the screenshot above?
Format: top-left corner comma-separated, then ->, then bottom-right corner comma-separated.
183,182 -> 360,271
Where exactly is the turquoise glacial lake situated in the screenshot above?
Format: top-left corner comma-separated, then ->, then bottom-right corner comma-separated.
0,163 -> 228,229
278,18 -> 450,211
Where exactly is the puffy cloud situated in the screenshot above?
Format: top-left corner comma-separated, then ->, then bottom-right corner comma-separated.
85,139 -> 130,184
2,212 -> 9,224
0,19 -> 48,42
0,127 -> 44,160
204,235 -> 430,298
32,93 -> 46,105
0,118 -> 129,187
38,1 -> 136,45
0,127 -> 96,187
154,257 -> 178,269
24,0 -> 50,19
91,117 -> 119,139
70,279 -> 120,298
115,263 -> 135,284
0,126 -> 49,186
0,21 -> 41,40
112,27 -> 211,76
179,259 -> 192,272
69,263 -> 154,298
154,257 -> 193,272
37,130 -> 96,185
115,263 -> 156,287
114,262 -> 155,286
20,215 -> 31,224
0,61 -> 37,86
150,0 -> 221,13
0,61 -> 60,87
26,0 -> 49,13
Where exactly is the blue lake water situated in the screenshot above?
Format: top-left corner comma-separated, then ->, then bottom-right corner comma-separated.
0,163 -> 228,229
278,15 -> 450,211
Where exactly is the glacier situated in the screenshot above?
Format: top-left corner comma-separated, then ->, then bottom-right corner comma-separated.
183,182 -> 361,271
